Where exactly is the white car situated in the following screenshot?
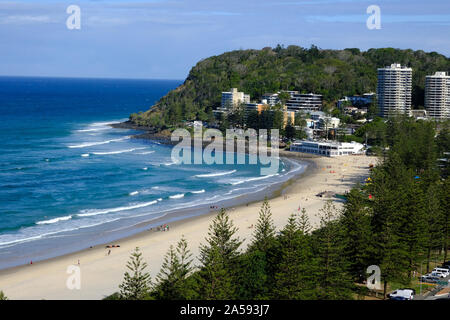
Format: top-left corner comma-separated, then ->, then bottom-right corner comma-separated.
433,268 -> 449,277
387,289 -> 415,300
431,271 -> 447,278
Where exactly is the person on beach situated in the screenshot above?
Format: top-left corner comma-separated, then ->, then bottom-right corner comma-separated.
108,250 -> 111,256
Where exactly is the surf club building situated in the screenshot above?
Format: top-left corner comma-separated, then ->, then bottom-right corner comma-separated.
290,140 -> 365,157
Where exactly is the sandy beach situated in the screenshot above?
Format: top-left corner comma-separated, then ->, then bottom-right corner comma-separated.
0,154 -> 379,300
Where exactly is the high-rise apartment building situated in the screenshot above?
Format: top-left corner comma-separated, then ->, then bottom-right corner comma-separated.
425,71 -> 450,120
377,63 -> 412,117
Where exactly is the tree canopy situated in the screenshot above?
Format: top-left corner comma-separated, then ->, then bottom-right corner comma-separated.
129,46 -> 450,128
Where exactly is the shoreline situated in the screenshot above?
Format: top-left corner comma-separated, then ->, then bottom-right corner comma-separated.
0,153 -> 309,271
0,153 -> 378,299
0,156 -> 314,274
0,155 -> 315,273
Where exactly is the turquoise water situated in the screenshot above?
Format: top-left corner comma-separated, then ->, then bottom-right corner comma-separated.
0,76 -> 306,269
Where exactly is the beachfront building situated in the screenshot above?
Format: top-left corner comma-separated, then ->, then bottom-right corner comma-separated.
425,72 -> 450,120
290,140 -> 365,157
221,88 -> 251,110
377,63 -> 412,118
286,93 -> 323,112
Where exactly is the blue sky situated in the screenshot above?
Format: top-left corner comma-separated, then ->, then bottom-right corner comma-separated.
0,0 -> 449,79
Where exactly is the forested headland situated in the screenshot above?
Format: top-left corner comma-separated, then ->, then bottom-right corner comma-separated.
128,46 -> 450,130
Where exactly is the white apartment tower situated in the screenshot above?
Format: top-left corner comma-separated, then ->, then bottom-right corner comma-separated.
377,63 -> 412,118
425,72 -> 450,120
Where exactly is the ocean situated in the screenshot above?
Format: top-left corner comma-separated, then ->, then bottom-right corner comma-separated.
0,76 -> 306,269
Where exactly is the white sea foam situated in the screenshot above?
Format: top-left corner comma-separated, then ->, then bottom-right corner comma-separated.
0,228 -> 77,247
77,201 -> 158,217
68,136 -> 130,149
81,153 -> 90,157
229,174 -> 279,186
191,189 -> 205,194
157,198 -> 163,201
224,187 -> 247,195
76,127 -> 110,133
195,170 -> 236,178
36,215 -> 72,225
169,193 -> 185,199
142,167 -> 148,171
92,147 -> 146,155
129,191 -> 139,196
163,161 -> 179,166
137,151 -> 155,155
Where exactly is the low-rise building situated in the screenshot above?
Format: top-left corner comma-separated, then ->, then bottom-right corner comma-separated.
245,103 -> 267,114
307,111 -> 325,121
286,93 -> 323,112
319,117 -> 340,129
290,140 -> 365,157
410,109 -> 428,120
338,93 -> 375,108
245,103 -> 294,128
261,93 -> 280,106
221,88 -> 250,110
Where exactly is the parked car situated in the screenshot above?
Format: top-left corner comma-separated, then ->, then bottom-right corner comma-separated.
389,296 -> 408,300
433,268 -> 449,276
387,289 -> 414,300
421,275 -> 440,283
431,271 -> 447,278
437,265 -> 450,272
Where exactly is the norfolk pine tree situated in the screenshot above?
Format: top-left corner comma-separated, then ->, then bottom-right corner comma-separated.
238,198 -> 276,299
273,214 -> 303,299
198,208 -> 242,299
273,211 -> 317,299
369,153 -> 411,298
119,247 -> 152,300
341,187 -> 373,282
154,236 -> 194,299
250,197 -> 276,253
313,201 -> 353,300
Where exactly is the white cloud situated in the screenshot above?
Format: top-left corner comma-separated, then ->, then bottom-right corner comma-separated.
0,15 -> 54,24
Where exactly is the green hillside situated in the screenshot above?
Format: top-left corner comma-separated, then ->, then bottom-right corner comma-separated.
130,45 -> 450,128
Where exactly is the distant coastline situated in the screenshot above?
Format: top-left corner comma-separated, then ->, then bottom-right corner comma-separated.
110,120 -> 320,160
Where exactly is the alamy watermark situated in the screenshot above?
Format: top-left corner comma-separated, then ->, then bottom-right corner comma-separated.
366,5 -> 381,30
66,265 -> 81,290
66,5 -> 81,30
171,124 -> 279,176
366,265 -> 381,290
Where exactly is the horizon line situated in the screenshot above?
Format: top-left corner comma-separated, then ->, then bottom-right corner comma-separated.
0,75 -> 185,82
